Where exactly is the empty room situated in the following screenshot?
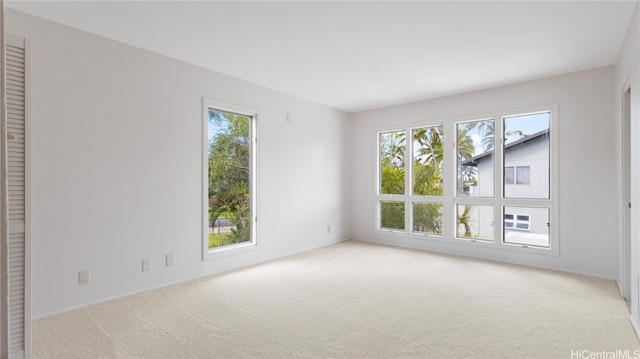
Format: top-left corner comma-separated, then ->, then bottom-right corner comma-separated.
1,1 -> 640,358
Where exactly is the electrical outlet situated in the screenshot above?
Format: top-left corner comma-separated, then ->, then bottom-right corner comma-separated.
166,254 -> 175,267
327,225 -> 331,234
142,258 -> 150,271
79,270 -> 90,285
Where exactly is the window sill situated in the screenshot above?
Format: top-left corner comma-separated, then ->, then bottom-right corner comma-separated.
204,242 -> 258,261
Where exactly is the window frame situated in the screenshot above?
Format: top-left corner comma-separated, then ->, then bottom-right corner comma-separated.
376,124 -> 447,239
374,104 -> 558,256
202,98 -> 258,260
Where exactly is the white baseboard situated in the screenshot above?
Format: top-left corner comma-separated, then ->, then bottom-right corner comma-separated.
349,236 -> 617,282
33,237 -> 349,321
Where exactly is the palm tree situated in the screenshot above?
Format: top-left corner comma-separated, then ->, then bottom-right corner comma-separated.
456,124 -> 478,192
480,121 -> 524,152
380,131 -> 405,169
413,127 -> 443,167
457,205 -> 473,237
380,131 -> 406,195
412,127 -> 443,196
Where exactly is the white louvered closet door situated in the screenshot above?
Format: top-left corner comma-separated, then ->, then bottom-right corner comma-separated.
6,34 -> 29,359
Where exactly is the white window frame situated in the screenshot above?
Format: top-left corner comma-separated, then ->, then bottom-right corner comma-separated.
376,125 -> 447,238
374,104 -> 559,256
202,98 -> 258,260
377,129 -> 409,234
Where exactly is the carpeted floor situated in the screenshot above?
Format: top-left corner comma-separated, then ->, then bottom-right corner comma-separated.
32,240 -> 639,358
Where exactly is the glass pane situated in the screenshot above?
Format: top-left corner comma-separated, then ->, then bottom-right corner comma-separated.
456,119 -> 494,197
413,126 -> 443,196
380,201 -> 405,230
413,203 -> 442,235
379,131 -> 406,195
503,112 -> 550,199
456,204 -> 494,241
208,109 -> 251,249
504,207 -> 549,247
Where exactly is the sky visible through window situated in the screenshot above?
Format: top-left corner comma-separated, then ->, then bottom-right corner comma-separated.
504,113 -> 549,146
465,113 -> 549,156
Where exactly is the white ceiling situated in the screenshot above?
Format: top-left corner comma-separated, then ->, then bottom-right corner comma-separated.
6,1 -> 636,113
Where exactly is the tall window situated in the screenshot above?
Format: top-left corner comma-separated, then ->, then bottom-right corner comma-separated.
203,99 -> 257,258
376,106 -> 557,254
412,126 -> 443,235
379,130 -> 406,231
455,119 -> 495,242
377,126 -> 445,236
501,112 -> 551,247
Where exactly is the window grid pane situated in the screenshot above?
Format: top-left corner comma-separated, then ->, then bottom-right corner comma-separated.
503,112 -> 550,199
412,126 -> 443,196
379,131 -> 406,195
380,201 -> 405,230
413,203 -> 443,235
504,207 -> 549,247
457,204 -> 494,241
456,119 -> 494,198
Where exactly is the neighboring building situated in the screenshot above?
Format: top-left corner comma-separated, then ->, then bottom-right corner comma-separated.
459,129 -> 550,246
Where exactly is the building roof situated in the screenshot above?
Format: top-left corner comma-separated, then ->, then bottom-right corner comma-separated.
459,128 -> 549,167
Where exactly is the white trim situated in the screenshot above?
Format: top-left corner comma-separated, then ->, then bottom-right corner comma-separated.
33,237 -> 349,321
350,237 -> 616,280
620,80 -> 632,299
0,3 -> 8,356
202,98 -> 258,261
20,35 -> 31,359
2,32 -> 30,359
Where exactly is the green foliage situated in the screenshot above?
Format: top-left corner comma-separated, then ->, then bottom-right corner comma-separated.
413,127 -> 443,196
209,233 -> 239,248
381,164 -> 405,195
413,203 -> 442,234
456,124 -> 478,188
380,131 -> 405,195
378,123 -> 518,235
380,202 -> 405,230
208,110 -> 251,247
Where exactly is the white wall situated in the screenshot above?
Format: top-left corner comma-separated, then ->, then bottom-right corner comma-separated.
348,66 -> 617,279
6,10 -> 349,319
613,1 -> 640,335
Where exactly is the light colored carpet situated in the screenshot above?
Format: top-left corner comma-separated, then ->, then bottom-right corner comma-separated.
32,240 -> 639,359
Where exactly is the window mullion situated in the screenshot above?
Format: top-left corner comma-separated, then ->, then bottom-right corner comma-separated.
374,105 -> 557,255
406,129 -> 412,234
442,122 -> 454,240
495,116 -> 505,244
